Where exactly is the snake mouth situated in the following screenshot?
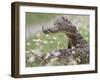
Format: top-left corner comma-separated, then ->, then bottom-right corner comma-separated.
42,26 -> 76,37
42,26 -> 60,34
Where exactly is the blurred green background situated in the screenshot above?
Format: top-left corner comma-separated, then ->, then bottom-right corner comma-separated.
25,12 -> 89,67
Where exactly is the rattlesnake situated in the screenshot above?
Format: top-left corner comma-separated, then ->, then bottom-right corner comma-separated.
42,16 -> 89,65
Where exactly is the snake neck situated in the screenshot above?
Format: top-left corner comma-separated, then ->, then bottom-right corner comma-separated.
65,31 -> 88,47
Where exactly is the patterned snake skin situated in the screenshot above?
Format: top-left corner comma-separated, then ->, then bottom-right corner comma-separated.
42,16 -> 89,65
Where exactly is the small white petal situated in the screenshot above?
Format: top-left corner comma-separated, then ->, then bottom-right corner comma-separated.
85,37 -> 88,41
36,39 -> 41,42
45,34 -> 49,37
53,37 -> 57,40
57,42 -> 61,45
43,41 -> 48,44
26,51 -> 30,53
31,50 -> 35,53
32,39 -> 36,42
50,41 -> 53,43
27,42 -> 31,46
28,56 -> 35,63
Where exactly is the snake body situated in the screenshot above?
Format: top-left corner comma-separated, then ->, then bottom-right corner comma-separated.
42,16 -> 89,65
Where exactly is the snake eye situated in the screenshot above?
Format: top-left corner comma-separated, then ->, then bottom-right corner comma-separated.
42,27 -> 50,34
43,30 -> 48,34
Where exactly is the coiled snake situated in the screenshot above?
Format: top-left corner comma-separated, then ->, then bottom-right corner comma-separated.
42,16 -> 89,65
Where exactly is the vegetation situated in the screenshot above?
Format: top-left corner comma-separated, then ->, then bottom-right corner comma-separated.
25,12 -> 89,67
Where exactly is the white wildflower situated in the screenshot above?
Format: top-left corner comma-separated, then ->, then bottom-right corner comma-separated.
57,42 -> 61,45
28,56 -> 35,63
32,39 -> 36,42
26,42 -> 31,46
26,50 -> 30,53
31,49 -> 35,53
33,39 -> 41,42
53,37 -> 57,40
36,39 -> 41,42
45,58 -> 59,66
45,34 -> 49,37
50,41 -> 53,43
43,40 -> 48,44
